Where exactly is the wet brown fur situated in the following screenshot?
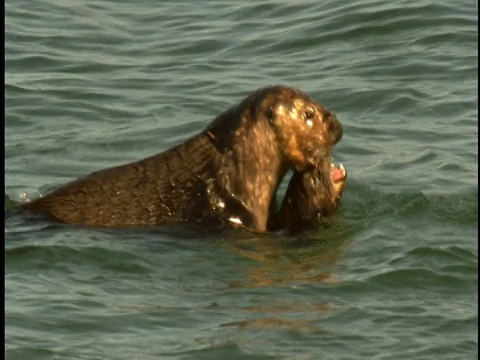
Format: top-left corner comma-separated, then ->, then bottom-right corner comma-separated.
20,85 -> 344,233
276,156 -> 347,233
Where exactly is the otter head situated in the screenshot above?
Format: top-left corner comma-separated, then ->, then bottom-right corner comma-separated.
257,86 -> 347,211
253,86 -> 343,172
202,85 -> 346,232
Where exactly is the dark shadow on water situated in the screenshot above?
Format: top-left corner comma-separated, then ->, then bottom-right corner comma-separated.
341,180 -> 478,226
5,200 -> 55,235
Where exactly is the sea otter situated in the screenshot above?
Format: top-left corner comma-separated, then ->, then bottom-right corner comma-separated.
19,85 -> 346,233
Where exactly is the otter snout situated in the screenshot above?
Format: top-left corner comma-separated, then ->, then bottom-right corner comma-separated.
325,112 -> 343,145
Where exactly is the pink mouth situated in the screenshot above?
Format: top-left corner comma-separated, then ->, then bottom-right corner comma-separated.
331,163 -> 347,183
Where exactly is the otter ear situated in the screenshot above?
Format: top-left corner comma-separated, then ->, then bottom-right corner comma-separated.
265,107 -> 275,124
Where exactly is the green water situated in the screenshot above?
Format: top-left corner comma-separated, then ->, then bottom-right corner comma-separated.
5,1 -> 478,359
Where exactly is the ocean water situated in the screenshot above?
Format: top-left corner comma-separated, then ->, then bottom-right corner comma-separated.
5,1 -> 478,359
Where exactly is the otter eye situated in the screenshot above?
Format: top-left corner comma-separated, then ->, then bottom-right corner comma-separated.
304,111 -> 315,127
265,107 -> 275,123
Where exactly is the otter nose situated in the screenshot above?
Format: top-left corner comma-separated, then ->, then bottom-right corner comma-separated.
325,112 -> 343,145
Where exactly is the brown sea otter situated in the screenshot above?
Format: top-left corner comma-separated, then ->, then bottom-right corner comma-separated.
19,85 -> 346,233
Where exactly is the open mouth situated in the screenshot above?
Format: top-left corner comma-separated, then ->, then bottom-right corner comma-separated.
331,163 -> 347,183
